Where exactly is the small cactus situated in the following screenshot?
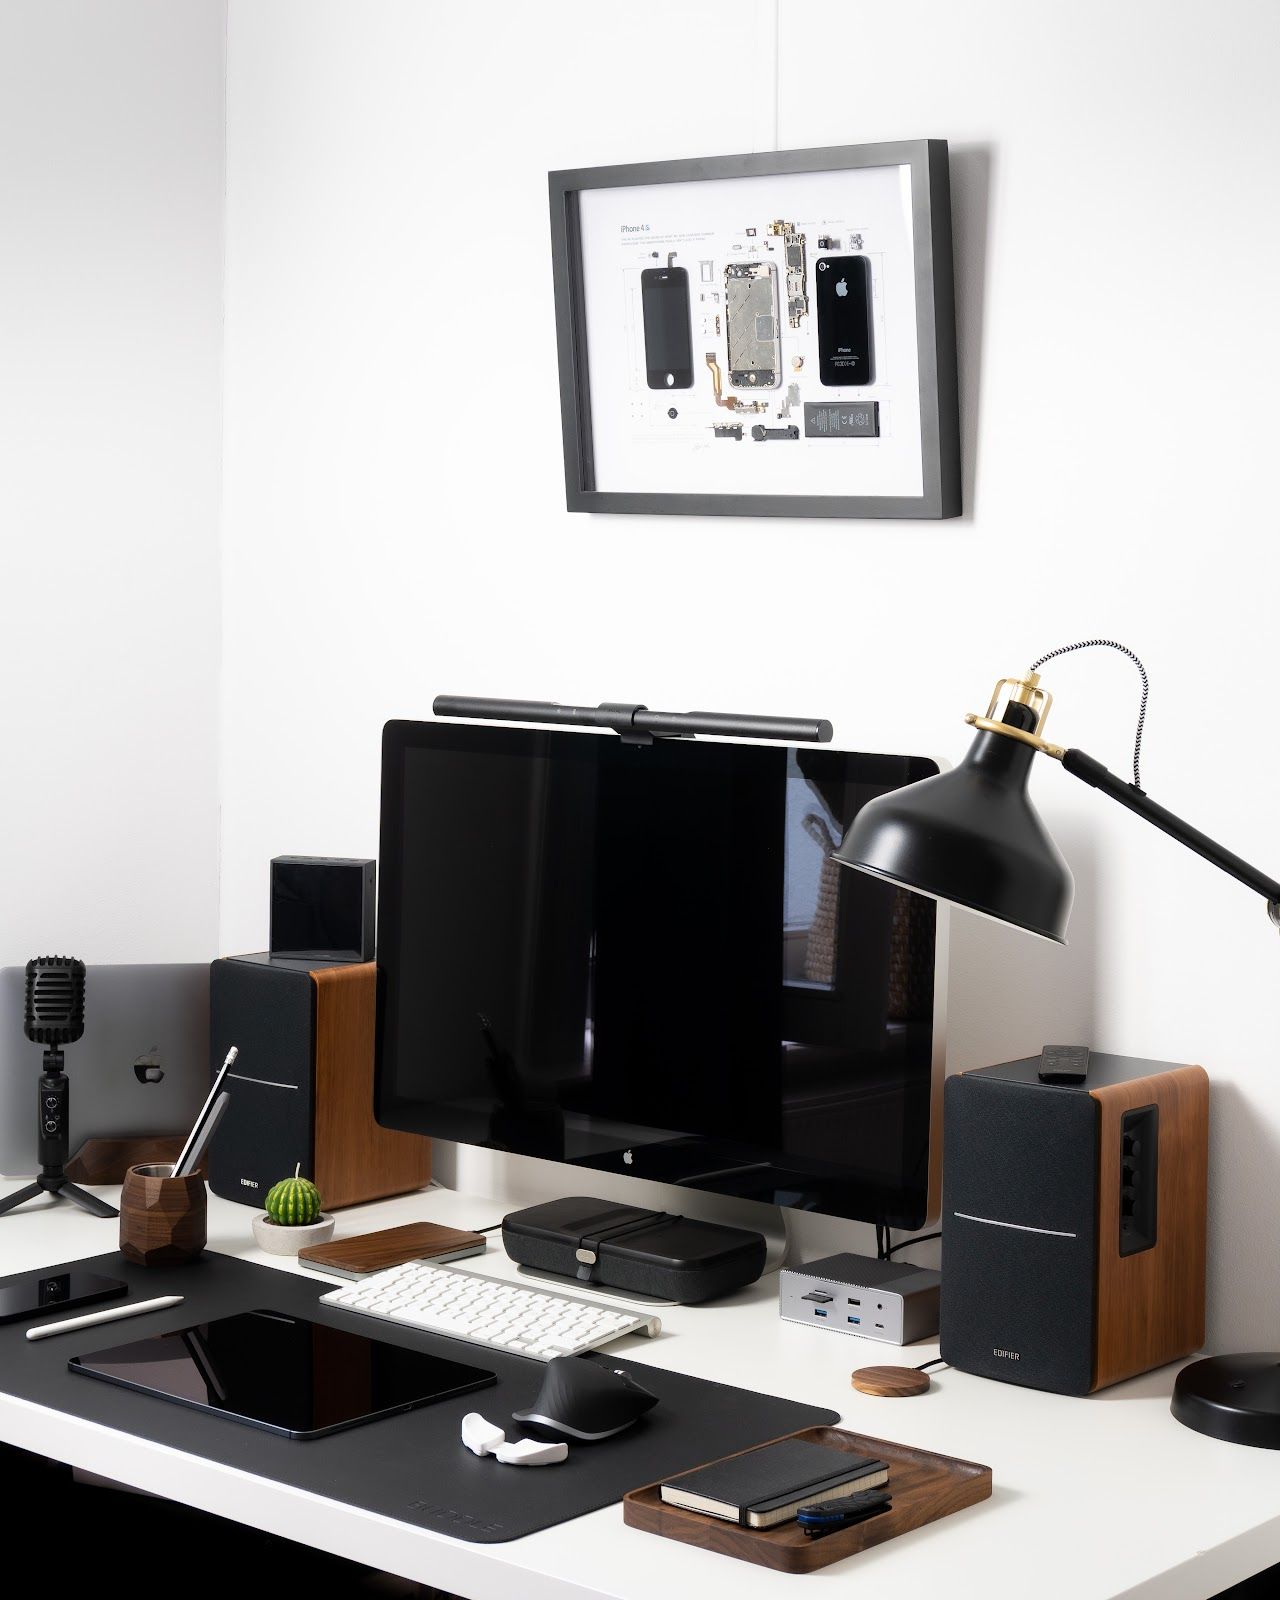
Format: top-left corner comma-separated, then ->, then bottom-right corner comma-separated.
264,1163 -> 322,1226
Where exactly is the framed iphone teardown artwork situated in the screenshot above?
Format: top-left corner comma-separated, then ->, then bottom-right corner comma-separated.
549,140 -> 960,520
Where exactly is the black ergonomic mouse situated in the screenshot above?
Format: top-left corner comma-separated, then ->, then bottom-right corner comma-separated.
511,1356 -> 660,1442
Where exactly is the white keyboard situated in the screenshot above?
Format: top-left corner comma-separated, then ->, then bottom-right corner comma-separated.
319,1260 -> 661,1360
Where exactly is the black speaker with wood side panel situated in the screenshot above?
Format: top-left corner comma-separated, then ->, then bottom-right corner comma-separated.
208,956 -> 430,1211
940,1053 -> 1208,1395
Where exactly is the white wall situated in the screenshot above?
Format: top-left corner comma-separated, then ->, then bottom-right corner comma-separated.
221,0 -> 1280,1350
0,0 -> 226,965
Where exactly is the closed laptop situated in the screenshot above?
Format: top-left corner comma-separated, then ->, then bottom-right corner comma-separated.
0,964 -> 209,1177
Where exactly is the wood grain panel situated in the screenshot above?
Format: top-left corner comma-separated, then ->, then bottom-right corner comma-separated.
851,1365 -> 932,1397
624,1424 -> 990,1573
311,963 -> 430,1210
298,1221 -> 484,1276
1091,1064 -> 1208,1391
67,1134 -> 187,1185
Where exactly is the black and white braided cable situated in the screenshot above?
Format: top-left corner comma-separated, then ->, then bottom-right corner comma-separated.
1028,639 -> 1149,789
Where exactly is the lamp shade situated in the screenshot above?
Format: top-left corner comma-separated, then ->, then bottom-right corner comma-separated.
833,720 -> 1074,942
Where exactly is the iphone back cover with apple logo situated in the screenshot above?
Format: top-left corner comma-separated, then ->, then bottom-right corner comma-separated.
816,255 -> 874,387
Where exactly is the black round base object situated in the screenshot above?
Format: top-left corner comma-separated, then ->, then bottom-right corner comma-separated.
1171,1354 -> 1280,1448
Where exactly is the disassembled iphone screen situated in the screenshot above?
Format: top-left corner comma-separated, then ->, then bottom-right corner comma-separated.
641,266 -> 694,389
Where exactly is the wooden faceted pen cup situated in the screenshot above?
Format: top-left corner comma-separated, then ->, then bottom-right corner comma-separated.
120,1163 -> 207,1266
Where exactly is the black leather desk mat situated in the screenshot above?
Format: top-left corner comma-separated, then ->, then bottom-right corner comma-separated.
0,1250 -> 838,1543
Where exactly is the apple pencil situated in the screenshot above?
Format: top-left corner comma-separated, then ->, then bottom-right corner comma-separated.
172,1045 -> 238,1178
26,1294 -> 184,1342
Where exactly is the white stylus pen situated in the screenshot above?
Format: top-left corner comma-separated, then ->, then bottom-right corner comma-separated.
25,1294 -> 184,1342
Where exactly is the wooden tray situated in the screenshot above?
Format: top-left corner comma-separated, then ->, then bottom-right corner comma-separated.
623,1424 -> 991,1574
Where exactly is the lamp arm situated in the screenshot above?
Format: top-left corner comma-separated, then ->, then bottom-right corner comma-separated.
1061,747 -> 1280,921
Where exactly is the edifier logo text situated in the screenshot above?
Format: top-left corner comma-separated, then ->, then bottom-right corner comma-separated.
993,1348 -> 1020,1361
620,223 -> 650,233
240,1177 -> 259,1189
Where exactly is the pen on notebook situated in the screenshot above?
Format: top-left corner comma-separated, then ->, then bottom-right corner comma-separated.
26,1294 -> 184,1342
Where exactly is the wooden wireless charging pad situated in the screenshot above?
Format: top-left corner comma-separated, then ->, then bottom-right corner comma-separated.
851,1365 -> 932,1397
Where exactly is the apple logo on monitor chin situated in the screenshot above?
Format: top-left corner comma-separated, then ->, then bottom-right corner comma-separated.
835,278 -> 849,298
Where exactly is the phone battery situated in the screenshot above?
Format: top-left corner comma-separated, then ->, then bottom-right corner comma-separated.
803,401 -> 880,438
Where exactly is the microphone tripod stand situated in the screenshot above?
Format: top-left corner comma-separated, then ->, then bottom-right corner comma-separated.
0,1043 -> 118,1219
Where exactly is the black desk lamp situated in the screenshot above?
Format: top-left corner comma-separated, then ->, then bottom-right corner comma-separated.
833,639 -> 1280,1448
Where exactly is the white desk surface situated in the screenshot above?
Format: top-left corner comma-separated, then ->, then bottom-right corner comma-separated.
0,1181 -> 1277,1600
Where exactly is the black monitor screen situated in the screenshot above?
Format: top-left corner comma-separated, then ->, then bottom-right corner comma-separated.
375,721 -> 940,1229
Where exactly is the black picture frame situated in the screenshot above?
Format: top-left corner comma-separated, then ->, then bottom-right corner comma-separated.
549,139 -> 961,520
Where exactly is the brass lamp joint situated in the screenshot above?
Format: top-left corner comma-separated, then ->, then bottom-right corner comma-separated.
964,672 -> 1066,761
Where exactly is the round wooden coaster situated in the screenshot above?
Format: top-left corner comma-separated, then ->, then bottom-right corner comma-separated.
851,1364 -> 932,1397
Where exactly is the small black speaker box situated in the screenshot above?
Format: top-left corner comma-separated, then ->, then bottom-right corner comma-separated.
940,1053 -> 1208,1395
269,857 -> 375,963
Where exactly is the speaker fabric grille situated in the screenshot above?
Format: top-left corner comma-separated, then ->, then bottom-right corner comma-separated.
208,961 -> 315,1207
941,1074 -> 1099,1394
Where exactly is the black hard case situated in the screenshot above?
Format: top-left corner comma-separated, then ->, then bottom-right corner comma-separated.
502,1196 -> 766,1304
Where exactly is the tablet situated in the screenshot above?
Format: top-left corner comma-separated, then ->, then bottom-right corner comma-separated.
69,1308 -> 495,1438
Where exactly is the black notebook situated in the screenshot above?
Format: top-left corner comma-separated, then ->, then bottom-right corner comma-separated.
661,1438 -> 889,1529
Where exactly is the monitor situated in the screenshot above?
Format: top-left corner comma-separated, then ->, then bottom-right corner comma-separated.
375,719 -> 944,1230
